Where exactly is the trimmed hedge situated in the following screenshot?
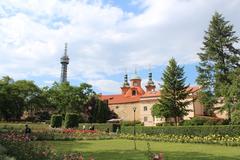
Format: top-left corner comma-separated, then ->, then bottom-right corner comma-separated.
50,115 -> 62,128
182,116 -> 229,126
121,125 -> 240,136
65,113 -> 79,128
121,121 -> 142,126
78,123 -> 120,132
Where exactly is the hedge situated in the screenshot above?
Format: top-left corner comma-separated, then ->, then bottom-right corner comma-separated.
78,123 -> 120,132
50,115 -> 62,128
121,125 -> 240,136
65,113 -> 79,128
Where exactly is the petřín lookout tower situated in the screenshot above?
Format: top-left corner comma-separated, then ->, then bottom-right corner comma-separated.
60,43 -> 69,83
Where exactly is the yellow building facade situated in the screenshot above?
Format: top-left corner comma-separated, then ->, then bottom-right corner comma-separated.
101,72 -> 205,126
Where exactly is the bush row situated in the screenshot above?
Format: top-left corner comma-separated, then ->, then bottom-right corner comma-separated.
121,120 -> 143,126
121,125 -> 240,136
120,134 -> 240,146
51,113 -> 79,128
78,123 -> 120,132
181,116 -> 229,126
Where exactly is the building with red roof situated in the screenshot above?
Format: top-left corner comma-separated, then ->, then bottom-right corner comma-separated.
100,71 -> 204,126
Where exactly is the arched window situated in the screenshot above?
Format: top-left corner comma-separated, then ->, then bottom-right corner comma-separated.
132,90 -> 137,96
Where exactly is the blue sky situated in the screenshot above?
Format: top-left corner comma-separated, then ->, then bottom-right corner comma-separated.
0,0 -> 240,94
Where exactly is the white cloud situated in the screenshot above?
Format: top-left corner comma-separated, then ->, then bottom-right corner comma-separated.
88,79 -> 121,94
0,0 -> 240,93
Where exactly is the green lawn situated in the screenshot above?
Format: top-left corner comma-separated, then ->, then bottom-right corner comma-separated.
49,139 -> 240,160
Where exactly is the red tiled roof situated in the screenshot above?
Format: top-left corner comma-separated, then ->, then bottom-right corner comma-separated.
100,86 -> 201,105
100,94 -> 140,105
125,86 -> 145,97
140,91 -> 160,98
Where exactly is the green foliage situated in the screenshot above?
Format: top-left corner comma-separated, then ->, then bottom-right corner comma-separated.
87,96 -> 111,123
196,12 -> 240,119
121,125 -> 240,136
50,115 -> 62,128
46,82 -> 95,114
231,110 -> 240,125
0,76 -> 50,121
152,58 -> 191,125
120,134 -> 240,146
0,133 -> 57,160
182,116 -> 227,126
0,76 -> 24,120
64,113 -> 79,128
78,123 -> 120,132
156,122 -> 174,126
198,91 -> 216,116
121,121 -> 142,126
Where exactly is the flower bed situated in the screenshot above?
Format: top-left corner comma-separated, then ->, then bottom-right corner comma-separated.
63,129 -> 96,133
31,129 -> 115,141
0,132 -> 57,160
121,125 -> 240,136
120,134 -> 240,146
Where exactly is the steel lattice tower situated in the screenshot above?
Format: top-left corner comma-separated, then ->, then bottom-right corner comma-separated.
60,43 -> 69,83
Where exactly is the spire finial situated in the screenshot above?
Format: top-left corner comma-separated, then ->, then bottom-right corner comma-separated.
148,64 -> 152,73
134,67 -> 137,74
64,43 -> 68,56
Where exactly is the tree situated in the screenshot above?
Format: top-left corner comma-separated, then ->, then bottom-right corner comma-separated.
46,82 -> 95,115
152,58 -> 191,125
0,76 -> 24,120
196,12 -> 240,119
13,80 -> 43,116
86,95 -> 111,123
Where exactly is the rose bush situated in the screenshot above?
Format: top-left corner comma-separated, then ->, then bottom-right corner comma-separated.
0,132 -> 57,160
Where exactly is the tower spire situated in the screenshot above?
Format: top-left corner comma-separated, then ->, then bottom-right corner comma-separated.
64,43 -> 68,56
60,43 -> 70,83
146,65 -> 155,92
123,74 -> 130,87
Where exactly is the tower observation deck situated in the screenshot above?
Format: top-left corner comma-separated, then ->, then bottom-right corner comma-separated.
60,43 -> 69,83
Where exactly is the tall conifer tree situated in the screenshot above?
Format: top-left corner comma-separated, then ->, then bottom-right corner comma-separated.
152,58 -> 191,125
196,12 -> 240,119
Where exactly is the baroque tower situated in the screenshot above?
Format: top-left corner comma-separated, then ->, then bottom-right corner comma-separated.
60,43 -> 69,83
145,70 -> 156,92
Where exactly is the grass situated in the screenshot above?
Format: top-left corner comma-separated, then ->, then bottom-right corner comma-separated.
48,139 -> 240,160
0,122 -> 49,131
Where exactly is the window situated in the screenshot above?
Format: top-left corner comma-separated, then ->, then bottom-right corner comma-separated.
132,90 -> 137,96
116,106 -> 119,109
144,116 -> 148,122
144,106 -> 148,111
133,82 -> 138,86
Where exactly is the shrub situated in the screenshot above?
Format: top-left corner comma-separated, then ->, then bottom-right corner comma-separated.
78,123 -> 120,132
121,125 -> 240,136
50,115 -> 62,128
65,113 -> 79,128
156,122 -> 174,126
182,116 -> 226,126
35,111 -> 50,121
0,132 -> 57,160
182,120 -> 193,126
121,121 -> 142,126
120,134 -> 240,146
231,110 -> 240,125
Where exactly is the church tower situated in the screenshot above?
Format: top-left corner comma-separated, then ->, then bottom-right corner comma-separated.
60,43 -> 69,83
121,74 -> 130,95
145,71 -> 156,92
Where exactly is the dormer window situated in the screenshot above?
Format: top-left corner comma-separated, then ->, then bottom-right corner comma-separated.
132,90 -> 137,96
133,82 -> 138,86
